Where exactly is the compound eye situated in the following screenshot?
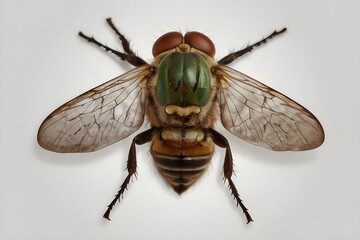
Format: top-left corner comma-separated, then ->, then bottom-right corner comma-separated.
152,32 -> 183,57
184,32 -> 215,57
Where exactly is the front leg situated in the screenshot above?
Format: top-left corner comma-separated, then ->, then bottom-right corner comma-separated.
103,127 -> 160,220
218,28 -> 286,65
208,128 -> 253,224
79,18 -> 147,67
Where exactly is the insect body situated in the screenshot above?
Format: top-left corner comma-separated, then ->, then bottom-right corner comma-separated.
37,19 -> 324,223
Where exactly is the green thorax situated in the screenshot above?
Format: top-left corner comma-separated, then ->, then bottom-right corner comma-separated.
156,52 -> 211,107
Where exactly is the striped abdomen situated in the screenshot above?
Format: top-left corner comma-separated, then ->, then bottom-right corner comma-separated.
151,128 -> 214,194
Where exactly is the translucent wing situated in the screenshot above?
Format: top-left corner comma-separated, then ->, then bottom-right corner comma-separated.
38,65 -> 152,152
215,65 -> 324,151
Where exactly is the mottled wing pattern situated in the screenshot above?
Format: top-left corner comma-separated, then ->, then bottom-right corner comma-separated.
38,66 -> 152,152
215,65 -> 324,151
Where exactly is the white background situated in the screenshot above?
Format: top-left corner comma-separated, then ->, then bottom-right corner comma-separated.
1,0 -> 359,239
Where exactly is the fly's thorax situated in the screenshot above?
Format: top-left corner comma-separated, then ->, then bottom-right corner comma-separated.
155,52 -> 211,107
146,48 -> 219,128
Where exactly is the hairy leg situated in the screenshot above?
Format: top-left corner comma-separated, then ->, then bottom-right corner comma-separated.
218,28 -> 286,65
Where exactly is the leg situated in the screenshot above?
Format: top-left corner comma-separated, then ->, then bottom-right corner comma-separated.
106,18 -> 136,56
103,128 -> 159,220
78,18 -> 147,67
218,28 -> 287,65
208,128 -> 253,224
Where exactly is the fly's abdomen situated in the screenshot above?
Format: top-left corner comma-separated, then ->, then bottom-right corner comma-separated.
151,128 -> 214,194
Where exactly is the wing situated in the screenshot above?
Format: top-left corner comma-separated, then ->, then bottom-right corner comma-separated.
215,65 -> 324,151
38,65 -> 152,153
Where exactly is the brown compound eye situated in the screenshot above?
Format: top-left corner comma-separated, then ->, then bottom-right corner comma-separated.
152,32 -> 183,57
184,31 -> 215,57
